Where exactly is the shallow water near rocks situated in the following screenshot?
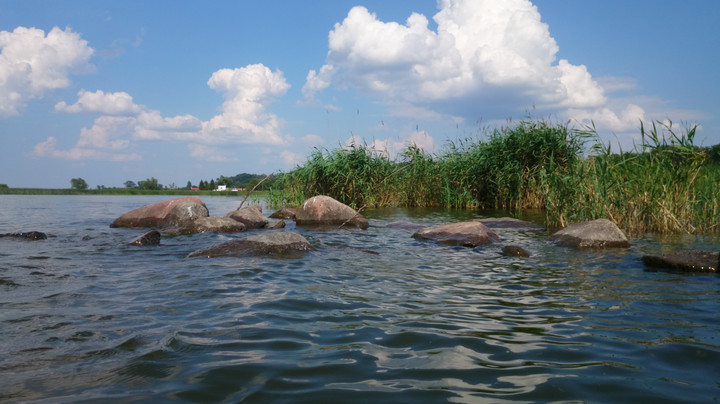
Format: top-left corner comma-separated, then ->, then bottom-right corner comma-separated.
1,195 -> 718,403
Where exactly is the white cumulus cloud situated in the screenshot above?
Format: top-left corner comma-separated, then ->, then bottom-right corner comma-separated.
0,26 -> 94,116
303,0 -> 606,118
202,64 -> 291,144
39,63 -> 293,162
55,89 -> 143,115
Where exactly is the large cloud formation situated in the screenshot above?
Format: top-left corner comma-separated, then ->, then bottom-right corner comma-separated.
303,0 -> 642,133
0,26 -> 94,117
35,63 -> 291,161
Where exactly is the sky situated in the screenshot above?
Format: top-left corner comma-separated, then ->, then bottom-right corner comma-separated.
1,0 -> 718,189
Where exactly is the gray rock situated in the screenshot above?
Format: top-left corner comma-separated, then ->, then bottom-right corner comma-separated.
479,217 -> 545,231
225,206 -> 268,229
164,217 -> 247,235
264,220 -> 286,229
642,251 -> 718,273
295,195 -> 368,229
413,220 -> 500,247
130,230 -> 161,246
550,219 -> 630,248
501,245 -> 530,257
0,231 -> 47,240
110,197 -> 209,228
269,208 -> 296,220
188,231 -> 313,258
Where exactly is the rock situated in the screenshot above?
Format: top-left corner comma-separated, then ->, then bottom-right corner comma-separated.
550,219 -> 630,248
295,195 -> 369,229
642,251 -> 718,273
264,220 -> 286,229
479,217 -> 545,231
130,230 -> 161,246
501,245 -> 530,257
110,197 -> 208,228
0,231 -> 47,240
188,232 -> 313,258
164,217 -> 246,235
386,221 -> 426,230
269,208 -> 296,220
412,220 -> 500,247
225,206 -> 268,229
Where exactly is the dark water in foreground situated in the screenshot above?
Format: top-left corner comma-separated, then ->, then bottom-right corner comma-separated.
0,195 -> 718,403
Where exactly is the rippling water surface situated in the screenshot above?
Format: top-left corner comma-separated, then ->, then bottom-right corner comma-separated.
1,195 -> 718,403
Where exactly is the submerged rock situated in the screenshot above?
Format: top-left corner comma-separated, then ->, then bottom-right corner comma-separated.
412,220 -> 500,247
269,208 -> 297,220
501,245 -> 530,257
225,206 -> 268,229
478,217 -> 545,231
0,231 -> 47,240
264,220 -> 286,229
110,197 -> 209,228
188,231 -> 313,258
642,251 -> 718,273
164,217 -> 247,235
550,219 -> 630,248
295,195 -> 368,229
130,230 -> 161,246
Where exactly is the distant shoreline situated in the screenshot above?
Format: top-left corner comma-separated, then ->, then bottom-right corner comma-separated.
0,188 -> 269,198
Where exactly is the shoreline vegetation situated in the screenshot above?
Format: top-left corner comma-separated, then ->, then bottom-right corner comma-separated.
267,119 -> 719,235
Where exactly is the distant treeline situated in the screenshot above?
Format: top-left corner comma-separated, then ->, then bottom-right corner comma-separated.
267,119 -> 720,235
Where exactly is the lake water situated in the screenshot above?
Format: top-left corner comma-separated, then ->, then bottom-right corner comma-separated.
1,195 -> 718,403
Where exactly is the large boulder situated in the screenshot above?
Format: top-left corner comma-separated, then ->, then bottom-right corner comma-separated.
642,251 -> 718,273
412,220 -> 500,247
225,205 -> 268,229
164,217 -> 246,235
188,232 -> 313,258
550,219 -> 630,248
110,197 -> 208,228
295,195 -> 369,229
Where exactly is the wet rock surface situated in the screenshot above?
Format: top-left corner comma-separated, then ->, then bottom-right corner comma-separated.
501,245 -> 530,257
0,231 -> 47,240
269,208 -> 296,220
130,230 -> 161,246
413,221 -> 500,247
550,219 -> 630,248
642,251 -> 718,273
188,232 -> 313,258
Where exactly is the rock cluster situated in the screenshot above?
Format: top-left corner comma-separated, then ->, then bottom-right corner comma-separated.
97,195 -> 718,272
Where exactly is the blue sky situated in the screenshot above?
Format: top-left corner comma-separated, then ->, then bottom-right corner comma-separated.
1,0 -> 718,189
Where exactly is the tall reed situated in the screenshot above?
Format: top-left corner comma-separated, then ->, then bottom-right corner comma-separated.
268,119 -> 719,234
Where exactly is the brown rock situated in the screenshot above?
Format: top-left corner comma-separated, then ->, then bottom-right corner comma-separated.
501,245 -> 530,257
188,231 -> 313,258
550,219 -> 630,248
110,197 -> 208,228
225,206 -> 268,229
295,195 -> 368,229
642,251 -> 718,273
269,208 -> 297,220
412,221 -> 500,247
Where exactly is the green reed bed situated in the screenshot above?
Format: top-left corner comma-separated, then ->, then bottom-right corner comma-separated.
269,120 -> 719,234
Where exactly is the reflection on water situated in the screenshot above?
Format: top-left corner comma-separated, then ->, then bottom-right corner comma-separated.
0,195 -> 718,403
